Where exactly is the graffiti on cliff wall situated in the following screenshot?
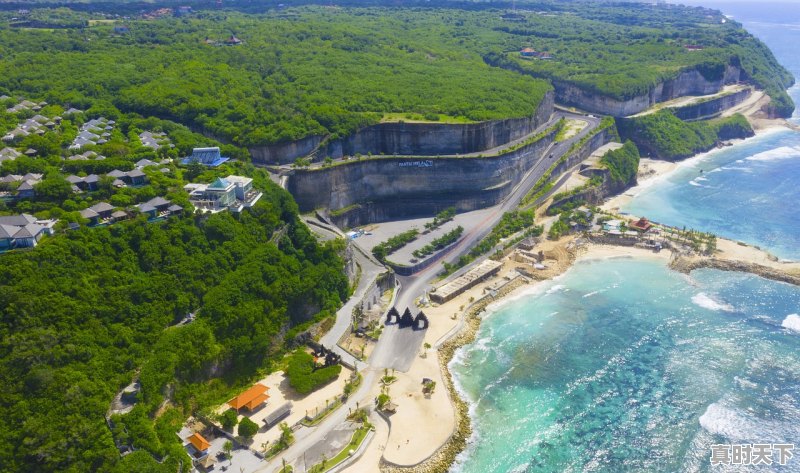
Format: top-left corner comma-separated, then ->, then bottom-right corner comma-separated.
398,160 -> 434,168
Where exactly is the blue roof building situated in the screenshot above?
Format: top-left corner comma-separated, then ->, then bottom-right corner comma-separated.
181,147 -> 229,167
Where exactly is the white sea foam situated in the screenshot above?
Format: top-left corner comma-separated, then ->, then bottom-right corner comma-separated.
782,313 -> 800,333
720,166 -> 753,172
582,289 -> 605,298
545,284 -> 566,295
480,273 -> 569,315
699,403 -> 753,440
691,293 -> 734,312
699,402 -> 796,443
745,145 -> 800,162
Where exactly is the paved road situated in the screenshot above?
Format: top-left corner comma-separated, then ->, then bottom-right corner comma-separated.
368,112 -> 602,371
257,366 -> 381,473
303,216 -> 385,371
261,111 -> 603,472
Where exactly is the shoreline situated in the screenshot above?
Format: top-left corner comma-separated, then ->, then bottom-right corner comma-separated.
401,239 -> 800,473
603,124 -> 791,213
375,117 -> 800,473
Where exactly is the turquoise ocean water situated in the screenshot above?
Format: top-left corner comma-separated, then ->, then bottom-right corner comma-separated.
450,4 -> 800,472
623,2 -> 800,261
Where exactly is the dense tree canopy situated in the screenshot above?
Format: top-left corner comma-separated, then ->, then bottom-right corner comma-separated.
618,111 -> 754,161
0,187 -> 348,472
0,0 -> 791,152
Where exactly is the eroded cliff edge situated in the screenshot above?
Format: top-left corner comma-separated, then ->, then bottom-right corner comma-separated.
251,91 -> 555,164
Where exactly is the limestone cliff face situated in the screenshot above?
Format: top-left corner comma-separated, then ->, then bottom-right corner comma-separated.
670,88 -> 751,121
251,91 -> 554,165
554,65 -> 742,117
249,135 -> 323,165
286,127 -> 558,227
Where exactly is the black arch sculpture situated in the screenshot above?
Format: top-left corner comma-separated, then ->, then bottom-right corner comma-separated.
413,311 -> 430,330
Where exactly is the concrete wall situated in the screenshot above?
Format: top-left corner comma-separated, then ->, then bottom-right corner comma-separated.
287,127 -> 558,228
554,65 -> 742,117
251,91 -> 554,164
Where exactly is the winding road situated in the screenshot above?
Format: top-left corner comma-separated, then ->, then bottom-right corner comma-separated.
260,111 -> 602,472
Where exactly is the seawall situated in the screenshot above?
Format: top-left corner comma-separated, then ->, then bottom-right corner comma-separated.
286,127 -> 558,228
251,91 -> 554,164
553,65 -> 741,117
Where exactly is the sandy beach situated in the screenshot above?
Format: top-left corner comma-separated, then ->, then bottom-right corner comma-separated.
602,122 -> 793,213
351,113 -> 800,473
349,238 -> 676,472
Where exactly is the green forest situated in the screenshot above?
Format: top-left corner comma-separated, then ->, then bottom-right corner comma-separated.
0,1 -> 794,472
601,141 -> 640,188
0,0 -> 792,152
486,2 -> 794,116
618,111 -> 754,161
0,187 -> 349,472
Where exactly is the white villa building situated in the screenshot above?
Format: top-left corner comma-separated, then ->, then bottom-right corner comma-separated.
184,175 -> 262,213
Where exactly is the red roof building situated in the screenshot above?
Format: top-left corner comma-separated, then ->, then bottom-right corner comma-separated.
187,432 -> 211,452
228,383 -> 269,411
629,217 -> 653,232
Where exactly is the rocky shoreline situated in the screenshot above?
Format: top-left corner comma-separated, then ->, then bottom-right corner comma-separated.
378,116 -> 799,473
670,256 -> 800,287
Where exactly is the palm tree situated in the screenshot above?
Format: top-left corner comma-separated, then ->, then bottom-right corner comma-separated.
278,422 -> 294,449
223,440 -> 233,466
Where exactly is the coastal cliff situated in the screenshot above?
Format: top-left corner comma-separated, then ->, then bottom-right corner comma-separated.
553,65 -> 742,117
547,141 -> 640,213
617,111 -> 754,161
286,126 -> 558,227
670,88 -> 752,121
251,91 -> 554,165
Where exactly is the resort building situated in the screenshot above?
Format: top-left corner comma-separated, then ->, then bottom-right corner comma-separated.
180,147 -> 229,167
0,147 -> 21,162
70,117 -> 115,150
0,214 -> 56,249
629,217 -> 653,233
263,402 -> 293,430
184,432 -> 215,470
184,175 -> 262,213
430,259 -> 503,303
138,131 -> 172,150
136,197 -> 183,219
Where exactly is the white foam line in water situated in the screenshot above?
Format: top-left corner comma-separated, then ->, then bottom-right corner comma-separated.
744,145 -> 800,162
480,273 -> 569,315
782,313 -> 800,333
621,130 -> 787,201
691,293 -> 735,312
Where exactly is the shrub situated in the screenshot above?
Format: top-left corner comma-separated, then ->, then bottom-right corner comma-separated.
285,349 -> 342,395
237,417 -> 259,439
220,409 -> 239,432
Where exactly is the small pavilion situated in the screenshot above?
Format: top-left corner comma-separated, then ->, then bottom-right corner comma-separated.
228,383 -> 270,411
